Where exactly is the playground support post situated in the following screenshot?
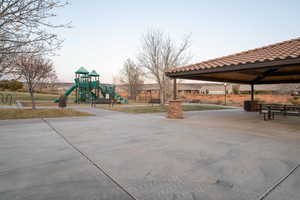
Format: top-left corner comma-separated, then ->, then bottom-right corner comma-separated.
224,83 -> 227,105
75,73 -> 79,104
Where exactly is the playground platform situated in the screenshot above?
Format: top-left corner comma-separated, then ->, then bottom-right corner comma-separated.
0,108 -> 299,200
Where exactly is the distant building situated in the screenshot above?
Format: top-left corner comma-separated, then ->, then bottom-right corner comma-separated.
55,82 -> 73,90
116,83 -> 300,96
55,82 -> 300,97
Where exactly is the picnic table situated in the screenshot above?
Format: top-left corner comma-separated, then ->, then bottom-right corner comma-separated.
148,98 -> 161,105
259,103 -> 300,120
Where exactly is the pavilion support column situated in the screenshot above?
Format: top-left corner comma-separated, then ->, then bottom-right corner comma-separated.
251,84 -> 254,101
167,78 -> 183,119
244,83 -> 258,112
173,78 -> 177,100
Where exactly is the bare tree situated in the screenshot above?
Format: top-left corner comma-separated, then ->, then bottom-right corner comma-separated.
138,30 -> 191,104
120,58 -> 144,101
36,69 -> 57,91
0,53 -> 16,78
0,0 -> 69,77
15,55 -> 55,109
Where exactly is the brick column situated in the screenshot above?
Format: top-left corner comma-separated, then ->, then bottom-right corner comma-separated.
167,100 -> 183,119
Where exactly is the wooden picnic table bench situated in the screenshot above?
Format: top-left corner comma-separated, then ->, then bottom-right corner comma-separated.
148,98 -> 161,105
259,103 -> 300,120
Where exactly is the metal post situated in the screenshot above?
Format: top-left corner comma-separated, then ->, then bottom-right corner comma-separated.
224,83 -> 227,105
75,74 -> 78,104
173,78 -> 177,100
251,84 -> 254,101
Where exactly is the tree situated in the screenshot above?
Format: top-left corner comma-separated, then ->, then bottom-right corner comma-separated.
0,54 -> 17,78
36,69 -> 57,91
0,0 -> 69,78
138,30 -> 191,104
15,55 -> 55,109
232,84 -> 240,95
120,58 -> 144,101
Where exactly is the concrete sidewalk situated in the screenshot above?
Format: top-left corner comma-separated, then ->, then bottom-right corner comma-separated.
0,108 -> 300,200
0,118 -> 134,200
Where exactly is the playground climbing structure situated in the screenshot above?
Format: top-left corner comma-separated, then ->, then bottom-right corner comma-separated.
54,67 -> 128,104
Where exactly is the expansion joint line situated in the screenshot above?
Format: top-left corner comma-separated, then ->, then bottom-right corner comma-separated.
41,118 -> 138,200
257,163 -> 300,200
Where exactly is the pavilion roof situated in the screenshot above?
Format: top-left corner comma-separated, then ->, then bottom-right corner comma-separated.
166,37 -> 300,84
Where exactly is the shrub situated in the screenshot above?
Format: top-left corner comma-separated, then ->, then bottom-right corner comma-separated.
9,80 -> 23,91
216,100 -> 223,105
288,97 -> 300,105
0,80 -> 23,91
0,80 -> 9,90
232,85 -> 240,95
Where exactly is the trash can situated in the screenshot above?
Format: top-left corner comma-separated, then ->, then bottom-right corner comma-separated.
244,100 -> 259,112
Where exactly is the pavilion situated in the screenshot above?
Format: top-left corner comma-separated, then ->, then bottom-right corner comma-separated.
166,37 -> 300,107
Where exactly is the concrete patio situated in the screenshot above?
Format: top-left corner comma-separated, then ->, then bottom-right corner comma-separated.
0,107 -> 299,200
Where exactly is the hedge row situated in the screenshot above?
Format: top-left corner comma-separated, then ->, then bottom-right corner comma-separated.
0,80 -> 23,91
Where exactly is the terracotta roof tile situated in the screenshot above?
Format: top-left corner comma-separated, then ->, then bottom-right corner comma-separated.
167,37 -> 300,74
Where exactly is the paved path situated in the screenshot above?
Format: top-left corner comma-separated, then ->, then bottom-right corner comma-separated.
0,105 -> 19,108
0,108 -> 300,200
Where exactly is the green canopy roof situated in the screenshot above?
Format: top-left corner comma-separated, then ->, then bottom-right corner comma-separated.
75,67 -> 89,74
89,70 -> 99,77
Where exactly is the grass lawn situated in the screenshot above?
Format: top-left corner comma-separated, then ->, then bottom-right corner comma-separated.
98,104 -> 232,114
20,101 -> 93,107
0,91 -> 74,103
0,108 -> 94,120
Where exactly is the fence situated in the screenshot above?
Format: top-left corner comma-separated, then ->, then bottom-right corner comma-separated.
0,93 -> 15,105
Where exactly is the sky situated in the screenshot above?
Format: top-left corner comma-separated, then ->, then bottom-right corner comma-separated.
52,0 -> 300,83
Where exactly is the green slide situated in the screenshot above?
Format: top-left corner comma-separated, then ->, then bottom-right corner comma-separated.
98,83 -> 128,104
54,84 -> 77,102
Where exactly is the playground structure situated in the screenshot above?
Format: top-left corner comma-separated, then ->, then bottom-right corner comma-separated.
55,67 -> 128,104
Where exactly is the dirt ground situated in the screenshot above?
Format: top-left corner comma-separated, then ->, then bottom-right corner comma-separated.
119,92 -> 300,106
183,94 -> 300,105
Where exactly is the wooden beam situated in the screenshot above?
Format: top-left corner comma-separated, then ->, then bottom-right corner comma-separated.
265,71 -> 300,76
256,79 -> 300,84
178,75 -> 250,84
251,68 -> 279,83
238,71 -> 261,76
